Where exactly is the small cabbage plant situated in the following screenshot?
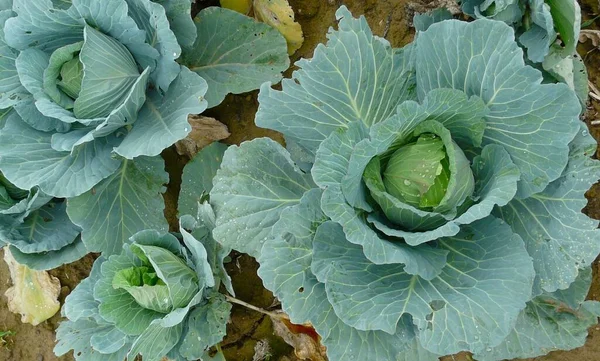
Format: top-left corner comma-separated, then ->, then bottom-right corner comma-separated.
55,226 -> 232,361
0,0 -> 289,259
210,6 -> 600,361
56,143 -> 234,361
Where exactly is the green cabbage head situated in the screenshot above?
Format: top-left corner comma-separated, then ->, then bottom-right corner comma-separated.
210,6 -> 600,361
55,212 -> 232,361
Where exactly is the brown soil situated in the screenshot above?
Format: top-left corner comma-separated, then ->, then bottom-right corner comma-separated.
0,1 -> 599,361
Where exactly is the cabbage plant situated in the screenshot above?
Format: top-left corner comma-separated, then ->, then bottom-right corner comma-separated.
0,0 -> 289,260
210,6 -> 600,360
55,225 -> 232,361
56,143 -> 234,361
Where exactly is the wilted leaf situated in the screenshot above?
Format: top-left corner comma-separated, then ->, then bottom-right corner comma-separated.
580,29 -> 600,47
270,312 -> 327,361
175,115 -> 230,158
254,0 -> 304,54
3,247 -> 60,326
220,0 -> 253,14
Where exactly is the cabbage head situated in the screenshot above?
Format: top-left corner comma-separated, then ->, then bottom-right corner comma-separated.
55,215 -> 232,361
0,0 -> 289,256
210,6 -> 600,360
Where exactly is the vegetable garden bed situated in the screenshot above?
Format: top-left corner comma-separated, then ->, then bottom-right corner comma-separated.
1,0 -> 600,361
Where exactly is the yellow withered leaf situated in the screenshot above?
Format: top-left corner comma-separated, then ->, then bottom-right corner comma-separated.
220,0 -> 253,15
253,0 -> 304,55
3,248 -> 61,326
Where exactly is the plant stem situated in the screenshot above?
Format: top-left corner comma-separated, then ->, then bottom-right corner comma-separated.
224,295 -> 286,320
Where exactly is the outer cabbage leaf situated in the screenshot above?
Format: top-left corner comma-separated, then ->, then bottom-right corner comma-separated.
4,0 -> 82,53
0,175 -> 85,269
475,268 -> 600,360
55,258 -> 132,361
178,292 -> 231,360
0,112 -> 122,198
256,6 -> 417,158
494,125 -> 600,294
9,236 -> 88,270
257,189 -> 414,361
546,0 -> 580,55
181,209 -> 233,297
0,107 -> 10,128
543,46 -> 589,107
178,142 -> 234,295
0,9 -> 28,108
62,255 -> 104,322
518,0 -> 555,62
413,8 -> 452,32
178,142 -> 228,217
67,156 -> 169,255
311,217 -> 534,355
152,0 -> 196,49
10,202 -> 79,253
55,319 -> 130,361
0,186 -> 50,219
0,0 -> 12,10
416,19 -> 580,199
124,0 -> 181,92
127,322 -> 184,361
397,338 -> 440,361
210,137 -> 315,257
181,6 -> 289,108
115,67 -> 208,159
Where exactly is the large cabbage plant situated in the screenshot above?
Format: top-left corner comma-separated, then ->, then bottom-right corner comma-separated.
0,0 -> 289,263
55,142 -> 234,361
210,6 -> 600,360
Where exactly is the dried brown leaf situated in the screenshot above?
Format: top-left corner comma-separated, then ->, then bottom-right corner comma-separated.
175,115 -> 230,158
580,29 -> 600,47
270,312 -> 328,361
